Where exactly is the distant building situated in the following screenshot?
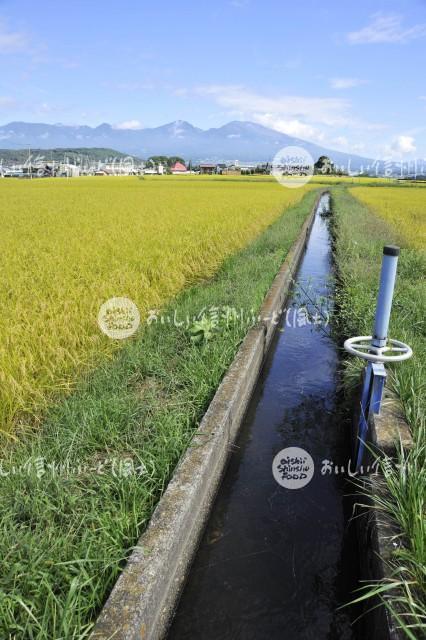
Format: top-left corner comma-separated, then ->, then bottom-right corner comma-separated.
170,161 -> 187,174
199,163 -> 233,175
240,165 -> 256,175
99,162 -> 137,176
256,163 -> 271,174
3,168 -> 24,178
58,163 -> 81,177
143,163 -> 164,175
199,163 -> 217,175
216,163 -> 228,174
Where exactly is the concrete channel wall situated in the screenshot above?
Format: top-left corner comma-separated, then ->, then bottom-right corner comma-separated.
354,386 -> 413,640
92,191 -> 326,640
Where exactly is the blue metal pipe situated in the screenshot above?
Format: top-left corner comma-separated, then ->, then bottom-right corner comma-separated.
357,245 -> 400,469
372,245 -> 400,348
356,363 -> 373,469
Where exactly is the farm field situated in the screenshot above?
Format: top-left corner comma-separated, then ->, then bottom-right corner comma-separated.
311,175 -> 397,185
332,185 -> 426,636
349,185 -> 426,249
0,175 -> 423,637
0,183 -> 320,638
3,2 -> 426,639
0,176 -> 313,436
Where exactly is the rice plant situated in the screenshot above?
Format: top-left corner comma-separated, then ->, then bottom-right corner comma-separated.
0,176 -> 312,435
349,186 -> 426,249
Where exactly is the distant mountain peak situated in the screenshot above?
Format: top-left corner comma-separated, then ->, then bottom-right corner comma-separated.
95,123 -> 112,131
0,118 -> 375,169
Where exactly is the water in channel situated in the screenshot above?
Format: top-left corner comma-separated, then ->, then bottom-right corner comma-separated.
167,194 -> 361,640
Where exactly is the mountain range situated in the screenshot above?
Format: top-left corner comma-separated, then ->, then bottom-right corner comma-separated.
0,119 -> 388,172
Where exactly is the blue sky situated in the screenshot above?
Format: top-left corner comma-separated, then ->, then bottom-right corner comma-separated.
0,0 -> 425,158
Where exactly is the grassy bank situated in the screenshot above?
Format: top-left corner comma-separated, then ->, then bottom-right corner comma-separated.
331,186 -> 426,637
0,188 -> 320,639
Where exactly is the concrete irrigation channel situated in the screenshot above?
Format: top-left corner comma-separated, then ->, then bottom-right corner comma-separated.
94,192 -> 377,640
166,192 -> 361,640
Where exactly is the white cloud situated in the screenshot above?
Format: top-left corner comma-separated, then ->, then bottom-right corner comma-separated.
253,113 -> 325,143
114,120 -> 143,130
418,96 -> 426,101
191,84 -> 391,155
329,77 -> 366,89
196,85 -> 351,127
194,84 -> 386,143
392,135 -> 416,154
348,13 -> 426,44
0,21 -> 27,53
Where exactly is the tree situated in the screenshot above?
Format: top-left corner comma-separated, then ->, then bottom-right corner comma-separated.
146,155 -> 169,167
314,155 -> 335,175
166,156 -> 185,168
146,156 -> 186,169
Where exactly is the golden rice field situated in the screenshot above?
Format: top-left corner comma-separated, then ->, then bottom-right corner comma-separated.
350,186 -> 426,249
311,175 -> 396,185
0,176 -> 312,434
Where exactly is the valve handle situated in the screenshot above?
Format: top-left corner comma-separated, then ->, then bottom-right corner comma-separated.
344,336 -> 413,363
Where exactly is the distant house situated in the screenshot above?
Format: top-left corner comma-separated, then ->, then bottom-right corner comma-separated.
225,164 -> 246,175
240,165 -> 256,175
143,163 -> 164,175
199,163 -> 217,175
170,161 -> 187,174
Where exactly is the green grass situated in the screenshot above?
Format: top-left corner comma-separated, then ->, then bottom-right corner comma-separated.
0,188 -> 320,639
331,186 -> 426,636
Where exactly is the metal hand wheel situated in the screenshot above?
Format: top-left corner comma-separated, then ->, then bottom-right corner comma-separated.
344,336 -> 413,363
